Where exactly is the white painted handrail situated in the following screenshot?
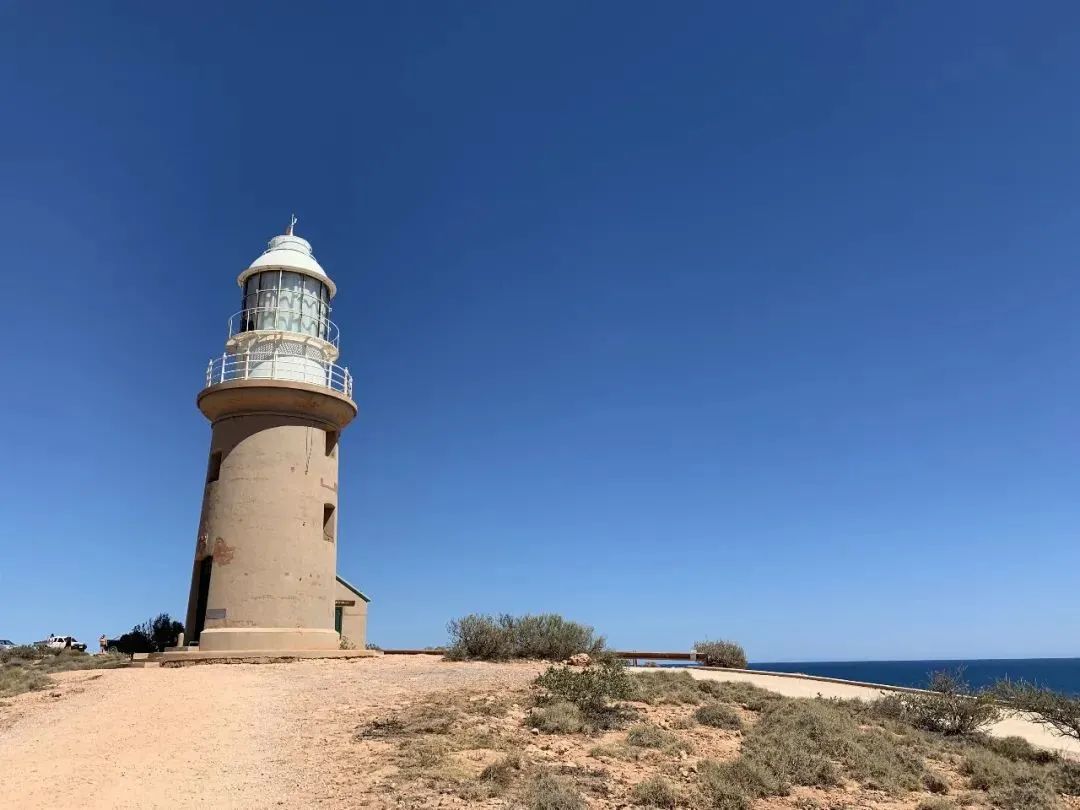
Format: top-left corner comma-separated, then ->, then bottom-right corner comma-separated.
227,308 -> 340,348
205,352 -> 353,398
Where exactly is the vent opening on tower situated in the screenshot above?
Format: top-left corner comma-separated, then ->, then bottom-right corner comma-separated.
206,451 -> 223,484
323,504 -> 336,543
325,430 -> 338,457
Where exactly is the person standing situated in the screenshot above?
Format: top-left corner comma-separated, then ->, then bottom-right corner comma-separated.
99,634 -> 107,654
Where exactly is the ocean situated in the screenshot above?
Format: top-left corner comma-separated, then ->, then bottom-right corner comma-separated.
731,658 -> 1080,695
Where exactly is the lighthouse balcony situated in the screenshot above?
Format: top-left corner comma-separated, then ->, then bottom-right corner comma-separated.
205,350 -> 354,398
226,307 -> 340,350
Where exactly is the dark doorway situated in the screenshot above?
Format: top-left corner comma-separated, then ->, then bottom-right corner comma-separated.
193,556 -> 213,641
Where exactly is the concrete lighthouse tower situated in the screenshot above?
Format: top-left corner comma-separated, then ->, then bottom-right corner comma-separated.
178,218 -> 371,658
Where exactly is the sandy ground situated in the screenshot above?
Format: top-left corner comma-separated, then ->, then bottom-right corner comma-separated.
676,666 -> 1080,758
0,656 -> 543,809
1,656 -> 1076,809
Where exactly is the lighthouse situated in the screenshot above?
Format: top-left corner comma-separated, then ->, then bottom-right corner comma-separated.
179,219 -> 371,657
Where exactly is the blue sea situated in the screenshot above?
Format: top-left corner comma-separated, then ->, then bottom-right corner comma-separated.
653,658 -> 1080,695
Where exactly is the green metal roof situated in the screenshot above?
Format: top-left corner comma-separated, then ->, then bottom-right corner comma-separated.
336,574 -> 370,602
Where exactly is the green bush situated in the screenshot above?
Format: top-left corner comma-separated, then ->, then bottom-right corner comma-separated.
527,701 -> 585,733
526,773 -> 586,810
698,758 -> 784,810
694,640 -> 748,669
630,775 -> 678,807
695,702 -> 742,730
445,613 -> 604,661
988,782 -> 1058,810
742,698 -> 924,794
915,799 -> 957,810
479,752 -> 522,787
981,734 -> 1057,764
873,670 -> 999,736
626,723 -> 669,748
534,658 -> 633,721
922,771 -> 949,793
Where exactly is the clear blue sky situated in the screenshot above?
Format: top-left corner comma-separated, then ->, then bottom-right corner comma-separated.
3,3 -> 1079,661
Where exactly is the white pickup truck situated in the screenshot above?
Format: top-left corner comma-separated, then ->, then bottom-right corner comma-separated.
37,635 -> 87,652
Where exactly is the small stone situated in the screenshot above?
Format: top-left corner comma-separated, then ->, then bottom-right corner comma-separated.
530,727 -> 540,735
566,653 -> 591,667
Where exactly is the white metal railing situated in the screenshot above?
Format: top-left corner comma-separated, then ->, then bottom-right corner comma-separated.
227,307 -> 340,348
205,352 -> 353,398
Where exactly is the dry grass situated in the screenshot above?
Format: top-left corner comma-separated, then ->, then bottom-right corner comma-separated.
0,648 -> 128,698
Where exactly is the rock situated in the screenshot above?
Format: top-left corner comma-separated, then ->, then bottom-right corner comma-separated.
566,653 -> 591,667
530,727 -> 540,735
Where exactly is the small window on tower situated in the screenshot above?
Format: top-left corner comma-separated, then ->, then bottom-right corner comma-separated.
206,451 -> 222,484
325,430 -> 338,457
323,504 -> 336,543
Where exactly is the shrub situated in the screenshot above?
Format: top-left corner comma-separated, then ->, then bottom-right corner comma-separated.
873,670 -> 999,736
981,734 -> 1057,764
959,749 -> 1010,791
633,670 -> 714,704
916,799 -> 957,810
993,679 -> 1080,742
445,613 -> 604,661
631,775 -> 678,807
742,698 -> 923,794
922,771 -> 950,793
695,640 -> 748,669
527,701 -> 585,734
479,752 -> 522,787
626,723 -> 671,748
0,645 -> 51,664
534,658 -> 633,720
988,782 -> 1058,810
1056,760 -> 1080,795
698,759 -> 783,810
526,773 -> 586,810
695,702 -> 742,730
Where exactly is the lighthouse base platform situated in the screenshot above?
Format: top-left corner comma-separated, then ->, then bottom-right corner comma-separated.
160,646 -> 382,667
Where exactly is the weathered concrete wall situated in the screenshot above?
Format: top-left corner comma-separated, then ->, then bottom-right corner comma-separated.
335,579 -> 367,649
188,411 -> 343,651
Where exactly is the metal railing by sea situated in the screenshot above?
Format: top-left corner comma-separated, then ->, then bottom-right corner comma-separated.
204,352 -> 354,398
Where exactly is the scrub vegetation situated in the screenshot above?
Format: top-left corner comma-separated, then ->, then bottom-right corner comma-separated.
444,613 -> 606,661
0,646 -> 128,698
350,662 -> 1080,809
694,640 -> 749,669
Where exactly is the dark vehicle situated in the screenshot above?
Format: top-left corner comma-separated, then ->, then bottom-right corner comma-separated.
107,614 -> 185,655
105,632 -> 154,655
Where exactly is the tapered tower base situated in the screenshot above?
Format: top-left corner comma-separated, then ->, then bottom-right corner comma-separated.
185,380 -> 357,653
160,647 -> 382,666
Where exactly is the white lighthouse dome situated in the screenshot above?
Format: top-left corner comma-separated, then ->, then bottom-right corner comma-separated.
237,229 -> 336,296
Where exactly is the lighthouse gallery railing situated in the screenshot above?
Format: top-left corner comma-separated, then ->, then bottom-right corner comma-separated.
205,352 -> 354,398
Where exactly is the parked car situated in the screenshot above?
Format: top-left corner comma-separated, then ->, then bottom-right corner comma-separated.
36,634 -> 87,651
0,639 -> 15,650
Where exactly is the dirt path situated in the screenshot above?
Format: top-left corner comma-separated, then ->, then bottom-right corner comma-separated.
0,656 -> 539,809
